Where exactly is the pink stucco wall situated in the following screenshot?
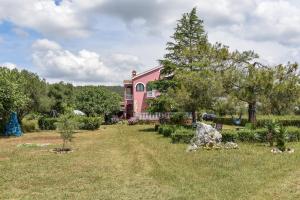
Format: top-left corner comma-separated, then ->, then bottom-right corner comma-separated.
132,68 -> 161,113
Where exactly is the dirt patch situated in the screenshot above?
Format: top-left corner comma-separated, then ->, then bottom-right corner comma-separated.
50,148 -> 74,154
0,156 -> 9,161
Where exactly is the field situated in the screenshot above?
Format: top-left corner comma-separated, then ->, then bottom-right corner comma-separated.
1,125 -> 300,200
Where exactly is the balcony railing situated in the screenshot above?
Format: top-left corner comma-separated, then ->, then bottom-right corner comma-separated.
146,90 -> 156,98
125,94 -> 133,100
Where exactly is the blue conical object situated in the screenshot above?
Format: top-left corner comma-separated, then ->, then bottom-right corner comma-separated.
4,112 -> 22,137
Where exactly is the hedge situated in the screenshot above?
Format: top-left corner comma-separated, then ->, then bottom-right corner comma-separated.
214,117 -> 300,128
171,128 -> 194,143
38,116 -> 103,130
22,119 -> 39,133
77,116 -> 102,130
38,117 -> 58,130
221,127 -> 300,143
157,125 -> 176,137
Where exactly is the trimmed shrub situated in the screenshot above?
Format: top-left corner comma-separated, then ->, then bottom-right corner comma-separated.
170,112 -> 188,125
22,119 -> 39,133
162,126 -> 175,137
157,125 -> 176,137
154,124 -> 160,131
237,129 -> 257,142
158,126 -> 164,134
221,130 -> 237,142
285,126 -> 300,142
215,117 -> 300,128
38,117 -> 58,130
77,117 -> 101,130
171,127 -> 194,143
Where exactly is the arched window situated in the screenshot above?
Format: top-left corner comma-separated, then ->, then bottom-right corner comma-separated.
136,83 -> 145,92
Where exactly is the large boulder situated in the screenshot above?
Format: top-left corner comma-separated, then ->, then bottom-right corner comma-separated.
187,122 -> 222,151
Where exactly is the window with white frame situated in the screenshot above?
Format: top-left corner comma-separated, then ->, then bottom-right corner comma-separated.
136,83 -> 145,92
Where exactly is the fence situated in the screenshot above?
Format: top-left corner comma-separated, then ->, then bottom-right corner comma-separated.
134,112 -> 192,121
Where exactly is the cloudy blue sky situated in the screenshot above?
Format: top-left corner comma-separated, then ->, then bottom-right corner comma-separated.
0,0 -> 300,85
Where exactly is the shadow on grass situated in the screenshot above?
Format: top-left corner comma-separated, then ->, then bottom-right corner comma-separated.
139,128 -> 156,132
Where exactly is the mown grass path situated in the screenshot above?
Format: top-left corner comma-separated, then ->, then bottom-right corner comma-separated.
1,125 -> 300,200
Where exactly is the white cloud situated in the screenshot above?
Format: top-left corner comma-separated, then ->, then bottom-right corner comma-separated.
32,39 -> 142,85
0,0 -> 90,38
1,62 -> 17,70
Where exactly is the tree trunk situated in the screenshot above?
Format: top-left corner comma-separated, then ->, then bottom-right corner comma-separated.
62,139 -> 66,150
192,110 -> 196,123
248,102 -> 256,124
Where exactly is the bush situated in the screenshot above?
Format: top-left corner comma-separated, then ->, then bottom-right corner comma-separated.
162,126 -> 175,137
22,119 -> 39,133
170,112 -> 188,125
171,127 -> 194,143
38,117 -> 58,130
157,125 -> 176,137
214,117 -> 300,128
221,130 -> 237,142
77,116 -> 101,130
154,124 -> 160,131
158,126 -> 164,134
285,126 -> 300,142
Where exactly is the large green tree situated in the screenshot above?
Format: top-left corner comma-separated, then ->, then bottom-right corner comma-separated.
222,55 -> 275,123
48,82 -> 74,114
268,63 -> 300,115
0,68 -> 29,128
75,86 -> 121,117
153,8 -> 227,122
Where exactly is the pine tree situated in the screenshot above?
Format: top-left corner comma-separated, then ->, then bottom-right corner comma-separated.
160,7 -> 209,74
155,8 -> 226,122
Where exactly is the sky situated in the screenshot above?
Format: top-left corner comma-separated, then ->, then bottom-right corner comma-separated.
0,0 -> 300,85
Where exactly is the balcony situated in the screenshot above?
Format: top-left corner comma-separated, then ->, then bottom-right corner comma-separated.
146,90 -> 157,98
125,94 -> 133,100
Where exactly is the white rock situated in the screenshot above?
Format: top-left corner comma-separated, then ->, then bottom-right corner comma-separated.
224,142 -> 239,149
188,122 -> 222,151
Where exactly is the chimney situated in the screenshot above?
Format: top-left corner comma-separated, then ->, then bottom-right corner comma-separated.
132,70 -> 137,77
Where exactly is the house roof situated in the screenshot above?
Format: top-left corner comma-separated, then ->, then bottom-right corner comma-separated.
132,66 -> 163,80
123,80 -> 133,85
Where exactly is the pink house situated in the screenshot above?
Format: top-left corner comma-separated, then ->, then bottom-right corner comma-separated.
123,66 -> 163,119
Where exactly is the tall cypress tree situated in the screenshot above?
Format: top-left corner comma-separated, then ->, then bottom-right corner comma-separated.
160,7 -> 210,74
154,8 -> 226,122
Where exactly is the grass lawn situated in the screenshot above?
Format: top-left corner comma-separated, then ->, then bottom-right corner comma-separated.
1,125 -> 300,200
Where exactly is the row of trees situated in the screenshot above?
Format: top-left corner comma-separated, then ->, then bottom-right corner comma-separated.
148,8 -> 300,124
0,67 -> 121,127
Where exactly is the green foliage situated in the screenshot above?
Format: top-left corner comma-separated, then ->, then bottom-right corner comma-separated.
285,126 -> 300,142
221,130 -> 237,142
149,8 -> 228,122
0,67 -> 29,122
221,126 -> 300,143
268,63 -> 300,115
55,114 -> 78,149
157,125 -> 176,137
214,116 -> 300,128
147,95 -> 176,113
48,82 -> 74,114
75,86 -> 121,117
171,127 -> 194,143
21,119 -> 39,133
77,116 -> 102,130
264,120 -> 280,146
38,117 -> 58,130
170,112 -> 188,125
276,126 -> 286,151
